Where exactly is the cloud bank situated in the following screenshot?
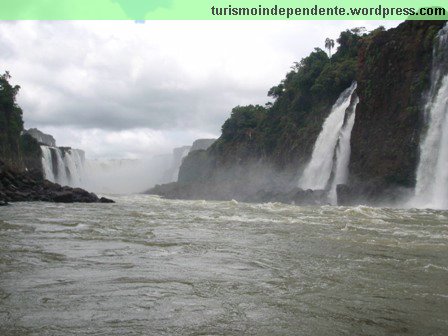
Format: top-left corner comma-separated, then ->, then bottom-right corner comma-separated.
0,20 -> 400,158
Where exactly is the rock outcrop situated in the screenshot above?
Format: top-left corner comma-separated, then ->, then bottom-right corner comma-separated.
0,161 -> 114,204
23,128 -> 56,147
344,20 -> 446,204
189,139 -> 216,152
162,146 -> 191,182
0,72 -> 114,204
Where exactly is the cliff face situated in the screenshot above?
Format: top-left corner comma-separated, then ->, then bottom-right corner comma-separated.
162,146 -> 191,183
168,34 -> 362,199
149,27 -> 365,200
189,139 -> 216,152
149,20 -> 448,204
24,128 -> 56,147
345,20 -> 446,202
0,72 -> 42,174
0,72 -> 114,204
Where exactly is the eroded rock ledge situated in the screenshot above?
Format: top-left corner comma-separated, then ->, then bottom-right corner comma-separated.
0,161 -> 114,204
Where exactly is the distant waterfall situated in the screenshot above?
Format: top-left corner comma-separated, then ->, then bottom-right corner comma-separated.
40,145 -> 85,187
53,149 -> 68,185
298,82 -> 357,197
63,149 -> 84,186
413,24 -> 448,209
172,147 -> 190,182
41,146 -> 55,182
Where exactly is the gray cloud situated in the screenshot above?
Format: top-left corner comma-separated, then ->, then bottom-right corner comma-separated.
0,20 -> 401,158
2,21 -> 272,133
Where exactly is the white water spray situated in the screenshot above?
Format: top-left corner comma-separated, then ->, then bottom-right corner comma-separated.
40,146 -> 55,182
328,96 -> 359,204
413,24 -> 448,209
54,149 -> 68,185
172,146 -> 191,182
298,82 -> 357,193
40,146 -> 85,187
63,149 -> 85,186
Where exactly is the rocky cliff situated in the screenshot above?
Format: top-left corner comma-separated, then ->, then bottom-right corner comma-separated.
341,20 -> 446,204
189,139 -> 216,152
0,72 -> 113,204
148,20 -> 448,205
162,145 -> 191,183
23,128 -> 56,147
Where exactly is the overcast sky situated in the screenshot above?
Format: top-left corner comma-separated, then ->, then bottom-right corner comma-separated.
0,20 -> 401,159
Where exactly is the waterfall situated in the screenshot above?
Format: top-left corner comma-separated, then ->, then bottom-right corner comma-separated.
63,149 -> 85,186
40,146 -> 85,187
172,146 -> 191,182
40,146 -> 55,182
298,82 -> 357,194
54,149 -> 68,185
413,24 -> 448,209
328,95 -> 359,204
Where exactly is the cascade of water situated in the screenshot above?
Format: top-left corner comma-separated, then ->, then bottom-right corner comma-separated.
72,149 -> 85,184
40,146 -> 55,182
328,95 -> 359,204
172,147 -> 191,182
298,82 -> 357,191
54,149 -> 69,185
63,149 -> 84,186
413,24 -> 448,209
40,144 -> 86,187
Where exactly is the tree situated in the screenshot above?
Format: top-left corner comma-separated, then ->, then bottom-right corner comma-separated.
325,38 -> 335,58
0,71 -> 25,168
221,105 -> 266,141
267,83 -> 285,99
351,27 -> 367,36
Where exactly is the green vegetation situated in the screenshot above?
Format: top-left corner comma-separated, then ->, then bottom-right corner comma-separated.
0,71 -> 41,171
210,27 -> 368,169
0,71 -> 24,169
221,105 -> 267,142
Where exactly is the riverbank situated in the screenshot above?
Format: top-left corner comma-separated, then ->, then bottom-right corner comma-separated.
0,161 -> 114,204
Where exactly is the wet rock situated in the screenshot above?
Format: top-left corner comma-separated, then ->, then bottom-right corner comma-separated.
99,197 -> 115,203
0,160 -> 114,204
52,191 -> 76,203
337,182 -> 412,207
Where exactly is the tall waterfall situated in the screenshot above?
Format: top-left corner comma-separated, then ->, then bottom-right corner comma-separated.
298,82 -> 357,200
328,95 -> 359,204
413,24 -> 448,209
40,146 -> 85,187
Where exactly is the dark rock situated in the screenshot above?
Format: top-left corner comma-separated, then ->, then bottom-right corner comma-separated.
189,139 -> 216,152
99,197 -> 115,203
0,160 -> 114,204
23,128 -> 56,147
337,182 -> 412,207
248,187 -> 328,205
53,191 -> 75,203
350,21 -> 447,199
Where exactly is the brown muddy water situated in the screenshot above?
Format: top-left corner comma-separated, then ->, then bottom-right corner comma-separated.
1,195 -> 447,335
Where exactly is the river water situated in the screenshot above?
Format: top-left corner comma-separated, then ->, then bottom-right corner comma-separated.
1,195 -> 447,335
